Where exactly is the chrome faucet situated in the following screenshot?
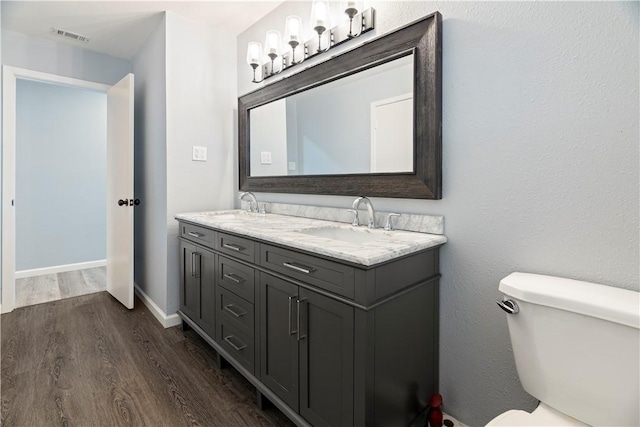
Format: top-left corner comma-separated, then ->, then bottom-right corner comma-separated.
239,192 -> 258,213
351,196 -> 376,228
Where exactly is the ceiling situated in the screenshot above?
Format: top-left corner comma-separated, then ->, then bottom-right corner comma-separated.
1,1 -> 285,59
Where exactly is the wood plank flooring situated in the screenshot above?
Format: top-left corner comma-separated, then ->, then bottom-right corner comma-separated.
1,292 -> 294,426
15,267 -> 106,308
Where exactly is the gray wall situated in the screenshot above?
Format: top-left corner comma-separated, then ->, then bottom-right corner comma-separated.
2,29 -> 131,85
237,1 -> 639,425
132,14 -> 169,312
15,79 -> 106,271
165,11 -> 236,315
132,12 -> 237,317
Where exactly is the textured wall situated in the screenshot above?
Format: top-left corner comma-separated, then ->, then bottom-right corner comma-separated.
15,79 -> 106,271
237,1 -> 639,424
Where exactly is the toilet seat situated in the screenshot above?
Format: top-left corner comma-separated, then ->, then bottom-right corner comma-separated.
486,403 -> 587,426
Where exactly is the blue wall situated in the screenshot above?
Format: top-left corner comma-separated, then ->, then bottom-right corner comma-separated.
16,79 -> 107,271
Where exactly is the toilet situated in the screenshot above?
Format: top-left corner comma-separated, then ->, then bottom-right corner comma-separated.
487,272 -> 640,427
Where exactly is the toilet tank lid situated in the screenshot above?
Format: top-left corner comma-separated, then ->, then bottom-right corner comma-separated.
499,273 -> 639,329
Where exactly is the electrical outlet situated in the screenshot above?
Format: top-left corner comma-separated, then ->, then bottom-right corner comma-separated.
261,151 -> 272,164
192,146 -> 207,161
288,162 -> 297,171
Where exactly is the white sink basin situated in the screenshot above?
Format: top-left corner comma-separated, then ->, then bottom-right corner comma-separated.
297,226 -> 396,244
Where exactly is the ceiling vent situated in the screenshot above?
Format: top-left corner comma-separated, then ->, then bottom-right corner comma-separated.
51,27 -> 90,43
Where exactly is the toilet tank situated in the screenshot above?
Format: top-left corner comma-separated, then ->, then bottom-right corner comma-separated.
499,273 -> 639,427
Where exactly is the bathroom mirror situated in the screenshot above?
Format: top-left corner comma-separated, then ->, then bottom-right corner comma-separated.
239,12 -> 442,199
250,54 -> 414,177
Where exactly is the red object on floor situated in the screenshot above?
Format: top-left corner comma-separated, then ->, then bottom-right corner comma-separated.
428,393 -> 443,427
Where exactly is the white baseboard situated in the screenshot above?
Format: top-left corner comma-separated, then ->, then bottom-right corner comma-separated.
15,259 -> 107,279
134,284 -> 181,329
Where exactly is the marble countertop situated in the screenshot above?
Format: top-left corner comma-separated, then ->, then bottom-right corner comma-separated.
175,210 -> 447,267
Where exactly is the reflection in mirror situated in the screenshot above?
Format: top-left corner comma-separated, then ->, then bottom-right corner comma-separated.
249,54 -> 413,177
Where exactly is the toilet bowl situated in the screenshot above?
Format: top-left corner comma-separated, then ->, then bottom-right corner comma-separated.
487,273 -> 640,427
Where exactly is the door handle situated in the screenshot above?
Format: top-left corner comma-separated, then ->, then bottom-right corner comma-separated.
191,252 -> 201,278
118,199 -> 140,207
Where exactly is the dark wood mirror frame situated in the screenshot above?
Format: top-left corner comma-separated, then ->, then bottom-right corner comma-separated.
238,12 -> 442,199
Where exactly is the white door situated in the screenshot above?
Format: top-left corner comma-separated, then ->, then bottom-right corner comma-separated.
106,73 -> 135,309
370,93 -> 413,173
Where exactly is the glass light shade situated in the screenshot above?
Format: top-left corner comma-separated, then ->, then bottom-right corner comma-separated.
264,30 -> 282,58
284,15 -> 304,46
246,42 -> 262,66
310,0 -> 331,33
343,0 -> 363,19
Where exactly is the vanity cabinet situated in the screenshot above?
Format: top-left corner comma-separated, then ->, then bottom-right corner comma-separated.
177,220 -> 441,427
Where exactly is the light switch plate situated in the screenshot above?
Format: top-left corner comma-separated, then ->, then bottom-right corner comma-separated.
193,146 -> 207,161
261,151 -> 272,164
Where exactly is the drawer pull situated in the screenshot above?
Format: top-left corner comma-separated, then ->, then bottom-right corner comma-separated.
224,304 -> 246,318
222,243 -> 245,252
188,231 -> 204,238
224,335 -> 247,351
283,261 -> 315,274
223,273 -> 245,283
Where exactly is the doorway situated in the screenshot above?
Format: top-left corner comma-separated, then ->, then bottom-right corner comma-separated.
2,66 -> 135,313
13,78 -> 107,308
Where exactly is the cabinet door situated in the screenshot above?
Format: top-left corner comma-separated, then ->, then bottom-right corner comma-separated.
180,241 -> 200,321
179,240 -> 216,337
299,288 -> 354,427
260,273 -> 299,411
198,248 -> 216,338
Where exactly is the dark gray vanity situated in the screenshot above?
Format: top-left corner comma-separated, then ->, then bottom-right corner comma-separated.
178,10 -> 443,426
176,211 -> 444,427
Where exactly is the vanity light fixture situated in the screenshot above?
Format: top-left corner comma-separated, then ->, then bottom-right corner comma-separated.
247,3 -> 375,83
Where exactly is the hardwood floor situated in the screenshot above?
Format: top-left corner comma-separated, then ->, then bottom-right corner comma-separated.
15,267 -> 107,308
1,292 -> 294,426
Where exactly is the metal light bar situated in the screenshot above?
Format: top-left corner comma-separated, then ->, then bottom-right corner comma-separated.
261,8 -> 375,80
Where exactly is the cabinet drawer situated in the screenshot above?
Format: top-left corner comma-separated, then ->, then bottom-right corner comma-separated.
218,287 -> 254,338
181,223 -> 216,248
218,321 -> 254,374
218,255 -> 256,302
260,244 -> 355,299
217,232 -> 256,263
